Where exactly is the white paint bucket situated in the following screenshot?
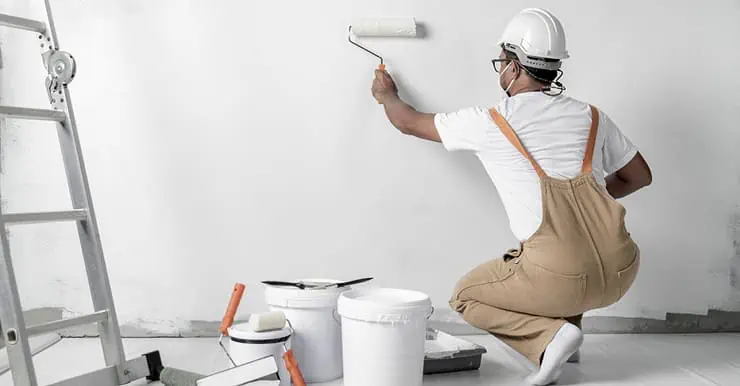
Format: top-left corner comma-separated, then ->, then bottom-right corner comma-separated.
338,288 -> 433,386
227,323 -> 292,386
264,279 -> 347,383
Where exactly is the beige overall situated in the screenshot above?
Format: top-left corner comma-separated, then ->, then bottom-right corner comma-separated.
449,105 -> 641,364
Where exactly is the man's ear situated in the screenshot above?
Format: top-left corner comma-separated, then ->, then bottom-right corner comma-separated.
513,62 -> 522,77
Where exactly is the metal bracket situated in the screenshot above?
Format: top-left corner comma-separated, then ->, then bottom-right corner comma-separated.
39,32 -> 76,108
45,76 -> 65,110
39,32 -> 53,68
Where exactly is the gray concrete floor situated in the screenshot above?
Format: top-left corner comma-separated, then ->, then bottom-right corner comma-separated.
2,333 -> 739,385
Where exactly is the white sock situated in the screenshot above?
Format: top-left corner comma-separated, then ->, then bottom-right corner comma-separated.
526,323 -> 584,385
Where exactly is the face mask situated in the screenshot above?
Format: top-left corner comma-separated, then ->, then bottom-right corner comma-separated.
499,61 -> 516,97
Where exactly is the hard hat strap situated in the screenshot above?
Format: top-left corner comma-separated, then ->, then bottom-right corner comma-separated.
516,65 -> 566,96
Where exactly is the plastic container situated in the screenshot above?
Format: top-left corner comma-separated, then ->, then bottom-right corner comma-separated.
424,328 -> 487,374
264,279 -> 347,383
227,323 -> 292,386
338,288 -> 433,386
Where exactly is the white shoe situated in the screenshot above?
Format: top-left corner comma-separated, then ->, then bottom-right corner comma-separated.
526,323 -> 584,385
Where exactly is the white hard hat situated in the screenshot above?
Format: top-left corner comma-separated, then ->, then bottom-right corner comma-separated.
498,8 -> 568,71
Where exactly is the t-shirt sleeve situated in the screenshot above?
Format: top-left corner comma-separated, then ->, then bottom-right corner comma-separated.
600,110 -> 638,174
434,107 -> 490,152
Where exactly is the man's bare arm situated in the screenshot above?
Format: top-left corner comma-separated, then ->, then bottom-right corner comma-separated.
372,70 -> 440,142
606,152 -> 652,198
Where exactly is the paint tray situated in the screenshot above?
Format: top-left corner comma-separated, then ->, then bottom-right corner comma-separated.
424,328 -> 487,374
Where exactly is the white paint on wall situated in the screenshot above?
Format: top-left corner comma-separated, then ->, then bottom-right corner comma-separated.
1,0 -> 739,334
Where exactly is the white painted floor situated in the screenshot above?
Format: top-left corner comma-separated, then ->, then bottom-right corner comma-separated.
1,334 -> 739,385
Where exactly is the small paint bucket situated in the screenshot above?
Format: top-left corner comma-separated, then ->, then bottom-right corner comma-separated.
264,279 -> 348,383
227,323 -> 292,385
338,288 -> 434,386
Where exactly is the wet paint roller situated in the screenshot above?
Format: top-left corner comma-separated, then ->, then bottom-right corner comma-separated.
348,18 -> 418,71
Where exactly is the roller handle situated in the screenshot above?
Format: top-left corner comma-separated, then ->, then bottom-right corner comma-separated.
219,283 -> 246,336
282,349 -> 306,386
376,63 -> 387,104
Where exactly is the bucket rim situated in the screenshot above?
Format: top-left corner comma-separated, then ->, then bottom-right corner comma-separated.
337,288 -> 433,323
228,323 -> 292,342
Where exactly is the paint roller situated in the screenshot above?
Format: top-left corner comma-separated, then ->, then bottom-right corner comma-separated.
147,290 -> 305,386
218,282 -> 246,366
249,311 -> 307,386
348,18 -> 418,71
217,286 -> 307,386
159,367 -> 205,386
143,350 -> 205,386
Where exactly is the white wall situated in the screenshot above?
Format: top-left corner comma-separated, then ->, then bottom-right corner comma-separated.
1,0 -> 739,334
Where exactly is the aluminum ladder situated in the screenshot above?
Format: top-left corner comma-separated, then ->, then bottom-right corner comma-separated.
0,2 -> 163,385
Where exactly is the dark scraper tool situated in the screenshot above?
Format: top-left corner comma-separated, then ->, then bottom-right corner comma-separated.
261,277 -> 373,290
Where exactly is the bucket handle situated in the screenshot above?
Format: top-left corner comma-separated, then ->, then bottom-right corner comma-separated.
426,306 -> 435,320
332,309 -> 342,325
286,318 -> 296,335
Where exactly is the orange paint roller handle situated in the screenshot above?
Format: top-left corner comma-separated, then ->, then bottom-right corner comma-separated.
282,349 -> 306,386
219,283 -> 246,336
376,63 -> 387,104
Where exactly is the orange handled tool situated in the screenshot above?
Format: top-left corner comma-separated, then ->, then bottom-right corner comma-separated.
348,18 -> 417,75
375,63 -> 387,105
217,283 -> 246,368
282,348 -> 306,386
219,283 -> 246,337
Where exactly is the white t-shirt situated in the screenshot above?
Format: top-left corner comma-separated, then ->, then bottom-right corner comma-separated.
434,92 -> 637,241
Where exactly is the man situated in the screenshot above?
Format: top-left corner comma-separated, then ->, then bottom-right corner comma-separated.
370,8 -> 652,386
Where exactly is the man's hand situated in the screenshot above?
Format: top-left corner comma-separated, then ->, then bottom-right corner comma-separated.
368,69 -> 440,142
371,69 -> 399,104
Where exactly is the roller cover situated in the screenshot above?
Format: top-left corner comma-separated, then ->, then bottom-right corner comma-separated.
350,18 -> 417,37
248,311 -> 288,333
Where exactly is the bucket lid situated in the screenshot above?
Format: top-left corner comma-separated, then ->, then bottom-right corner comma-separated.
228,322 -> 292,343
264,278 -> 348,309
337,288 -> 432,323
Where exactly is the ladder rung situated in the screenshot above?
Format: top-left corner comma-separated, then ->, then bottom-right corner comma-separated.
3,209 -> 88,225
0,105 -> 66,122
0,13 -> 46,34
27,310 -> 109,337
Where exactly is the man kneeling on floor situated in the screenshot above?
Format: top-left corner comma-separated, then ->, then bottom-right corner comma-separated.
370,8 -> 652,385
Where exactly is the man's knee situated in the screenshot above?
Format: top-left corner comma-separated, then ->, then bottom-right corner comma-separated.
450,257 -> 516,314
449,273 -> 477,311
449,294 -> 469,314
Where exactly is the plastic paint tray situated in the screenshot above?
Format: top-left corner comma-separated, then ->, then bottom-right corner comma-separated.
424,328 -> 487,374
